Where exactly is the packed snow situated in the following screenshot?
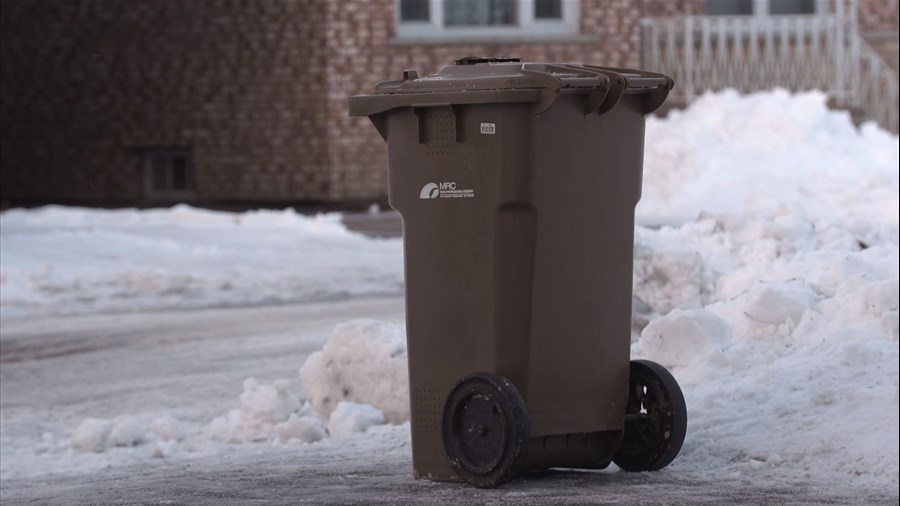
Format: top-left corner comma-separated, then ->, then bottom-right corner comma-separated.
327,402 -> 387,439
1,89 -> 898,495
0,206 -> 403,318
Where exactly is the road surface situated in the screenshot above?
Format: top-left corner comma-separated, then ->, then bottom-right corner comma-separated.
1,299 -> 896,505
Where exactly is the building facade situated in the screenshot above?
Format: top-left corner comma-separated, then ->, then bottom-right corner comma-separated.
1,0 -> 897,207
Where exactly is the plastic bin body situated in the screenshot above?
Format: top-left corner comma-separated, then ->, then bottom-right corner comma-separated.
350,61 -> 672,481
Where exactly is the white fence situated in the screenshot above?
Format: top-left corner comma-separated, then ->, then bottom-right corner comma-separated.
641,2 -> 899,133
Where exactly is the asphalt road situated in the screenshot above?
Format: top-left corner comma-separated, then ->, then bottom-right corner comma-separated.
3,447 -> 896,506
1,299 -> 897,505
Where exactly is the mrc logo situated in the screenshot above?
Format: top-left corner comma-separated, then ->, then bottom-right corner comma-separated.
419,182 -> 474,200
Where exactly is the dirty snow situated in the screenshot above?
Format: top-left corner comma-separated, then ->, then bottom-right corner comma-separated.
1,89 -> 898,496
299,319 -> 409,423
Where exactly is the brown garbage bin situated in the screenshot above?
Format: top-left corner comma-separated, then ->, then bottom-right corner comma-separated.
349,57 -> 687,488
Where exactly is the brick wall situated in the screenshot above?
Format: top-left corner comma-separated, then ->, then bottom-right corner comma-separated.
857,0 -> 899,33
0,0 -> 644,206
7,0 -> 888,206
857,0 -> 899,74
640,0 -> 704,17
1,0 -> 332,204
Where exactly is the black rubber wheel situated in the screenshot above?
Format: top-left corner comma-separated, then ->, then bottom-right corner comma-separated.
613,359 -> 687,472
441,372 -> 530,488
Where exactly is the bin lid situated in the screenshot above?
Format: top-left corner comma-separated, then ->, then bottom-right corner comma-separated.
349,57 -> 673,118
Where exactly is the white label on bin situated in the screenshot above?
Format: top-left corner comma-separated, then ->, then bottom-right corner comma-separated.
480,123 -> 496,135
420,181 -> 475,200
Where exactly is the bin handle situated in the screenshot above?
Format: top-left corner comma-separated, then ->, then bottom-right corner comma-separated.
525,63 -> 618,116
584,84 -> 610,115
606,66 -> 673,114
520,67 -> 561,115
597,73 -> 626,115
578,65 -> 674,114
558,64 -> 622,115
642,82 -> 673,115
561,65 -> 625,115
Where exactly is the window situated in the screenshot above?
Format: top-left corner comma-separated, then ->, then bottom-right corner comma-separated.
142,148 -> 195,201
396,0 -> 578,41
768,0 -> 817,15
535,0 -> 563,19
399,0 -> 430,21
705,0 -> 822,15
444,0 -> 517,26
706,0 -> 753,16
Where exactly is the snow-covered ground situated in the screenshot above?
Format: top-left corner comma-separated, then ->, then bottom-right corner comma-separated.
0,207 -> 404,318
1,89 -> 898,502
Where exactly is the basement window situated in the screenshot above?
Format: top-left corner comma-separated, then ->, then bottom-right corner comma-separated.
142,148 -> 196,201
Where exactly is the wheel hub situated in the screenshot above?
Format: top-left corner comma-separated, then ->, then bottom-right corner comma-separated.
453,393 -> 507,473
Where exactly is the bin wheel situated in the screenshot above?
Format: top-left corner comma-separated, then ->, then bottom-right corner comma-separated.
441,372 -> 530,488
613,359 -> 687,472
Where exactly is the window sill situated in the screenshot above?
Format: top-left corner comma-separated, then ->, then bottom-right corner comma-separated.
389,33 -> 601,46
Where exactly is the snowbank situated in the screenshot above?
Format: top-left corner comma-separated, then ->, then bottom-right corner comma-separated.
70,415 -> 195,453
640,89 -> 899,227
632,215 -> 898,482
635,104 -> 900,481
0,205 -> 403,318
58,214 -> 897,483
61,321 -> 407,455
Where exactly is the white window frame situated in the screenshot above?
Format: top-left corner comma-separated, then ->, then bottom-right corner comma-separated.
395,0 -> 580,41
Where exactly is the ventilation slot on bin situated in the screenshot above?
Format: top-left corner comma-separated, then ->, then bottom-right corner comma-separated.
411,388 -> 444,430
418,107 -> 459,156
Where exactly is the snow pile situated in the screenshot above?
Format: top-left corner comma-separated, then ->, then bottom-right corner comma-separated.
70,418 -> 114,452
206,319 -> 408,445
327,402 -> 386,439
0,205 -> 403,318
70,415 -> 193,453
299,319 -> 409,423
640,88 -> 899,226
632,213 -> 898,482
205,378 -> 325,444
65,321 -> 406,453
205,321 -> 407,443
638,308 -> 731,367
